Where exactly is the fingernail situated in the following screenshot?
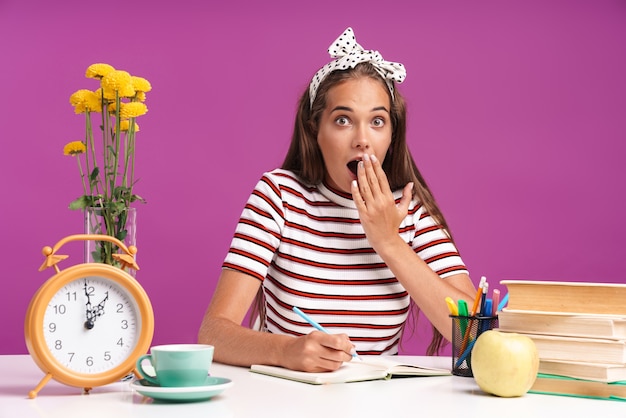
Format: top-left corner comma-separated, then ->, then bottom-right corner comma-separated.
370,154 -> 378,163
362,154 -> 370,162
352,180 -> 358,188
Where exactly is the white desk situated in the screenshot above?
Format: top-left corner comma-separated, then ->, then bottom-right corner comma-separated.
0,355 -> 622,417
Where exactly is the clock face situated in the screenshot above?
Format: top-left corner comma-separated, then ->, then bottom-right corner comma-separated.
42,275 -> 142,374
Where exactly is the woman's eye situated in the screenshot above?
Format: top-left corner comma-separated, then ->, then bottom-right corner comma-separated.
335,116 -> 350,126
372,117 -> 385,127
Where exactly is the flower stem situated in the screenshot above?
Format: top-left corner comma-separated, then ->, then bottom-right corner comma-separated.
112,92 -> 121,193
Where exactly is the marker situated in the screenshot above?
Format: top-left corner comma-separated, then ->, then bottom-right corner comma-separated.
457,299 -> 469,338
491,289 -> 501,316
445,297 -> 459,316
292,306 -> 361,360
483,300 -> 493,318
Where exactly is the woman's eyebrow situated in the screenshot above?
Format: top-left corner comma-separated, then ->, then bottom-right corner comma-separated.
330,105 -> 389,113
372,106 -> 390,113
330,105 -> 353,113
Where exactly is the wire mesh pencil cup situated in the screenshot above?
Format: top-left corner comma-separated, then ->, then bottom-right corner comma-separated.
450,315 -> 498,377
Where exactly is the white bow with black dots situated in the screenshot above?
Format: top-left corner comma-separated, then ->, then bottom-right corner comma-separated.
309,27 -> 406,107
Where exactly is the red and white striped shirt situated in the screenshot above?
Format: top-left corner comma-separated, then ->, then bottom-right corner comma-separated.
223,169 -> 468,354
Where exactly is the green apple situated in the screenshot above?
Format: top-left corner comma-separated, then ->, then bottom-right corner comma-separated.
471,330 -> 539,397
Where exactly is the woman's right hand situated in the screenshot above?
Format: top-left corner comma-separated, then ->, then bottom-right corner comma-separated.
281,330 -> 355,372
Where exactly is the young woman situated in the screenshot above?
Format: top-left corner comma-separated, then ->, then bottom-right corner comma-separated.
198,27 -> 476,373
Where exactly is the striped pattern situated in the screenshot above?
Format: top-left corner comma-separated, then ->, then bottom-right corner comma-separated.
223,169 -> 467,354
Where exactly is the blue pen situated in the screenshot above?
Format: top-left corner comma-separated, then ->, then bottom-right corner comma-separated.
479,299 -> 493,334
455,338 -> 476,368
497,292 -> 509,312
292,306 -> 360,360
479,282 -> 489,315
293,306 -> 328,332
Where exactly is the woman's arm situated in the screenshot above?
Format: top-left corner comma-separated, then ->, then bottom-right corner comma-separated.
373,241 -> 475,342
198,268 -> 355,371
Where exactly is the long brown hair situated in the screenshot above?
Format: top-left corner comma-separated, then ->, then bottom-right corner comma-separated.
254,63 -> 453,354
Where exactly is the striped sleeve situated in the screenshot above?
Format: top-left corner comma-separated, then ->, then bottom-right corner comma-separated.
222,173 -> 285,281
410,204 -> 468,279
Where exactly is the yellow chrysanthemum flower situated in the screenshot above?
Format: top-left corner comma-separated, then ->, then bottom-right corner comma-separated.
120,120 -> 140,132
86,63 -> 116,79
69,89 -> 102,114
135,91 -> 147,102
63,141 -> 87,156
120,102 -> 148,118
102,70 -> 135,98
131,76 -> 152,93
102,87 -> 118,101
93,88 -> 110,103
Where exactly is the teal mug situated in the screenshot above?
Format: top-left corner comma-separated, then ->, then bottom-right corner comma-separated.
136,344 -> 214,387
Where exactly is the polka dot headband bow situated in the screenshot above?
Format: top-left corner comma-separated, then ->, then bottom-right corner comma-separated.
309,27 -> 407,107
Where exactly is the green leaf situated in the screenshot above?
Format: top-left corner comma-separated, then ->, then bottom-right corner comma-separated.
69,195 -> 91,210
117,230 -> 128,242
89,167 -> 100,182
131,194 -> 146,204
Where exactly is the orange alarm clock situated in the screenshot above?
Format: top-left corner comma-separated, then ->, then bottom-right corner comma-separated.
24,234 -> 154,398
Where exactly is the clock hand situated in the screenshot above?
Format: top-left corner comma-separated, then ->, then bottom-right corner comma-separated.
93,293 -> 109,320
84,292 -> 110,329
84,281 -> 95,330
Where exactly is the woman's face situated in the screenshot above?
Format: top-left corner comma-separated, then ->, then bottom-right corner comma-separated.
317,77 -> 392,194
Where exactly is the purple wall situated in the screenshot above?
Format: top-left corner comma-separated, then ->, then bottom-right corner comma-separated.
2,0 -> 625,355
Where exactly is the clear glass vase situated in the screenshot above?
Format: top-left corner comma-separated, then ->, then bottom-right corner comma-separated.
84,206 -> 137,276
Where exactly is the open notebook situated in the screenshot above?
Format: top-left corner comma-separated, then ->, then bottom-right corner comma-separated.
250,356 -> 451,384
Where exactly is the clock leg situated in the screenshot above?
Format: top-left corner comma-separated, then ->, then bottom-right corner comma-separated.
29,373 -> 53,399
83,387 -> 93,394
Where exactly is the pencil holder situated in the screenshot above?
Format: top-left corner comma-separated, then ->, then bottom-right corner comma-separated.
450,315 -> 498,377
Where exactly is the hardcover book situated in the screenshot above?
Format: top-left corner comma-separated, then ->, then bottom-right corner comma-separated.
539,360 -> 626,383
498,309 -> 626,340
530,373 -> 626,401
500,280 -> 626,315
511,333 -> 626,364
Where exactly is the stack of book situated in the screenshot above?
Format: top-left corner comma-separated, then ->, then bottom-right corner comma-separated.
497,280 -> 626,401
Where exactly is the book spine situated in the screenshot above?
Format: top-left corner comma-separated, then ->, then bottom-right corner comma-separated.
503,282 -> 626,315
529,337 -> 626,364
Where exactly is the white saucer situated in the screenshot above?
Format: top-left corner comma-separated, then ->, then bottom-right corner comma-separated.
131,376 -> 233,402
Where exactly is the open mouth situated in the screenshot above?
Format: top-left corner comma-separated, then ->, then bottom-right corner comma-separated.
347,160 -> 360,175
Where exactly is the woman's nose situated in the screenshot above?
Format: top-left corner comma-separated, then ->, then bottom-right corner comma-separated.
352,124 -> 370,149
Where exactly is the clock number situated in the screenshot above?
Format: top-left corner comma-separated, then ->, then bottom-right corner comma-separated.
104,351 -> 111,361
121,320 -> 128,329
117,338 -> 124,347
66,291 -> 77,301
116,303 -> 124,313
68,352 -> 75,362
53,304 -> 67,315
48,322 -> 56,333
86,356 -> 94,367
85,285 -> 95,297
54,340 -> 62,350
